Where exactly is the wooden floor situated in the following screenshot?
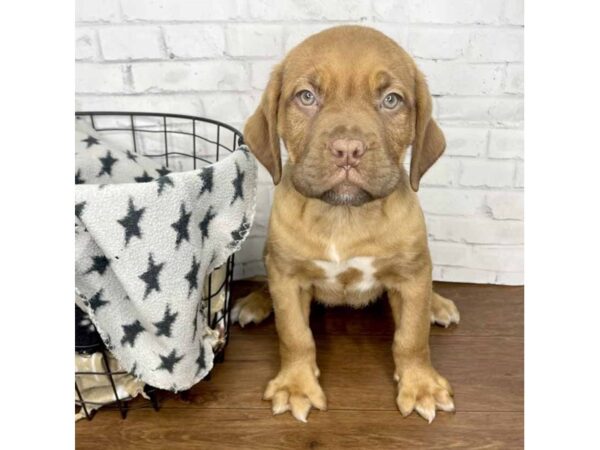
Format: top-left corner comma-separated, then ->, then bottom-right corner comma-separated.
76,281 -> 523,449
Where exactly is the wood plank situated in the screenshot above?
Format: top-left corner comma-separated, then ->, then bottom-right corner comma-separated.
77,408 -> 523,450
147,334 -> 522,413
76,282 -> 524,449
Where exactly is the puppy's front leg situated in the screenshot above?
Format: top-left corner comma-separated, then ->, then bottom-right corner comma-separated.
263,263 -> 326,422
388,269 -> 455,423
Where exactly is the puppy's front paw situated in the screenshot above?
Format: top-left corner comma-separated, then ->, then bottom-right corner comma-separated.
264,364 -> 327,422
230,290 -> 272,327
395,365 -> 454,423
430,293 -> 460,328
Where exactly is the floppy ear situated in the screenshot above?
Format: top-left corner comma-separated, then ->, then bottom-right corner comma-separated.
409,69 -> 446,192
243,64 -> 283,185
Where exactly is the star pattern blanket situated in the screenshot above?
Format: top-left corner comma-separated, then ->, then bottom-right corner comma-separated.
75,121 -> 257,391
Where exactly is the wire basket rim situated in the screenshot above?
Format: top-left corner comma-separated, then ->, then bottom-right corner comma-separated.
75,110 -> 244,143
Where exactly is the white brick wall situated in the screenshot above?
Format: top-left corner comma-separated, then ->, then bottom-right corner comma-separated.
99,26 -> 164,60
75,0 -> 524,285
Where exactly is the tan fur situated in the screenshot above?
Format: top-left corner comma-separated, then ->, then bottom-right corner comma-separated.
241,25 -> 460,423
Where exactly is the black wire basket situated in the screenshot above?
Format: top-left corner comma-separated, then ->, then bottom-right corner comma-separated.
75,111 -> 244,420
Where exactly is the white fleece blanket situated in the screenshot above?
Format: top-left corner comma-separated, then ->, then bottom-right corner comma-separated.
75,120 -> 257,391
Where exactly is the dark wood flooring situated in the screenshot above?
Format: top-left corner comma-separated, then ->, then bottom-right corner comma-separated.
76,281 -> 524,449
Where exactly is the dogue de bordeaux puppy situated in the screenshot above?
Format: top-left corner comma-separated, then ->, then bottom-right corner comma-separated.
233,25 -> 461,423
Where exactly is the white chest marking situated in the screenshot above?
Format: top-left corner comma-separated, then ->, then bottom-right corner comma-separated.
313,244 -> 377,291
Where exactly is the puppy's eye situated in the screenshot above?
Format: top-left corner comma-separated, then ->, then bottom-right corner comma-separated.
297,90 -> 316,106
382,93 -> 402,110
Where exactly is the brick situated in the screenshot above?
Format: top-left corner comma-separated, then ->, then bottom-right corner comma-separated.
488,128 -> 523,159
505,63 -> 524,94
467,29 -> 523,62
439,266 -> 497,284
75,94 -> 204,117
163,25 -> 225,58
285,24 -> 409,52
76,0 -> 121,22
130,61 -> 249,92
486,192 -> 524,220
418,60 -> 505,96
431,96 -> 439,118
427,216 -> 524,244
441,126 -> 488,157
121,0 -> 245,21
408,29 -> 469,60
429,242 -> 470,267
436,97 -> 524,125
419,188 -> 485,216
420,156 -> 460,186
252,183 -> 274,229
234,260 -> 267,279
75,28 -> 97,61
503,0 -> 524,25
248,0 -> 370,21
515,162 -> 524,188
431,265 -> 443,281
226,25 -> 283,58
460,160 -> 515,187
470,245 -> 523,272
99,26 -> 164,60
201,93 -> 257,124
76,63 -> 128,93
235,236 -> 267,264
250,60 -> 278,90
371,24 -> 409,49
284,24 -> 339,52
495,271 -> 523,285
409,0 -> 505,24
74,0 -> 526,287
372,0 -> 411,22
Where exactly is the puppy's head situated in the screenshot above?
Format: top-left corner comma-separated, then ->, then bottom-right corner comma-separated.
244,25 -> 445,206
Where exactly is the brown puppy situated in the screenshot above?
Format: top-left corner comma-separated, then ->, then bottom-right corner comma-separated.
237,25 -> 460,423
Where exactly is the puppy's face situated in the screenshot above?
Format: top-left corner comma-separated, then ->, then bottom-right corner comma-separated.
245,26 -> 446,206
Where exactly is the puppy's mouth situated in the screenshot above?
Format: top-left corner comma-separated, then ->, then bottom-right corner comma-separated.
291,154 -> 402,207
319,167 -> 374,206
320,183 -> 373,206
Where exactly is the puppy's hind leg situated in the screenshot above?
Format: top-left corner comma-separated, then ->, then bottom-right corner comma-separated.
430,291 -> 460,328
231,282 -> 273,327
